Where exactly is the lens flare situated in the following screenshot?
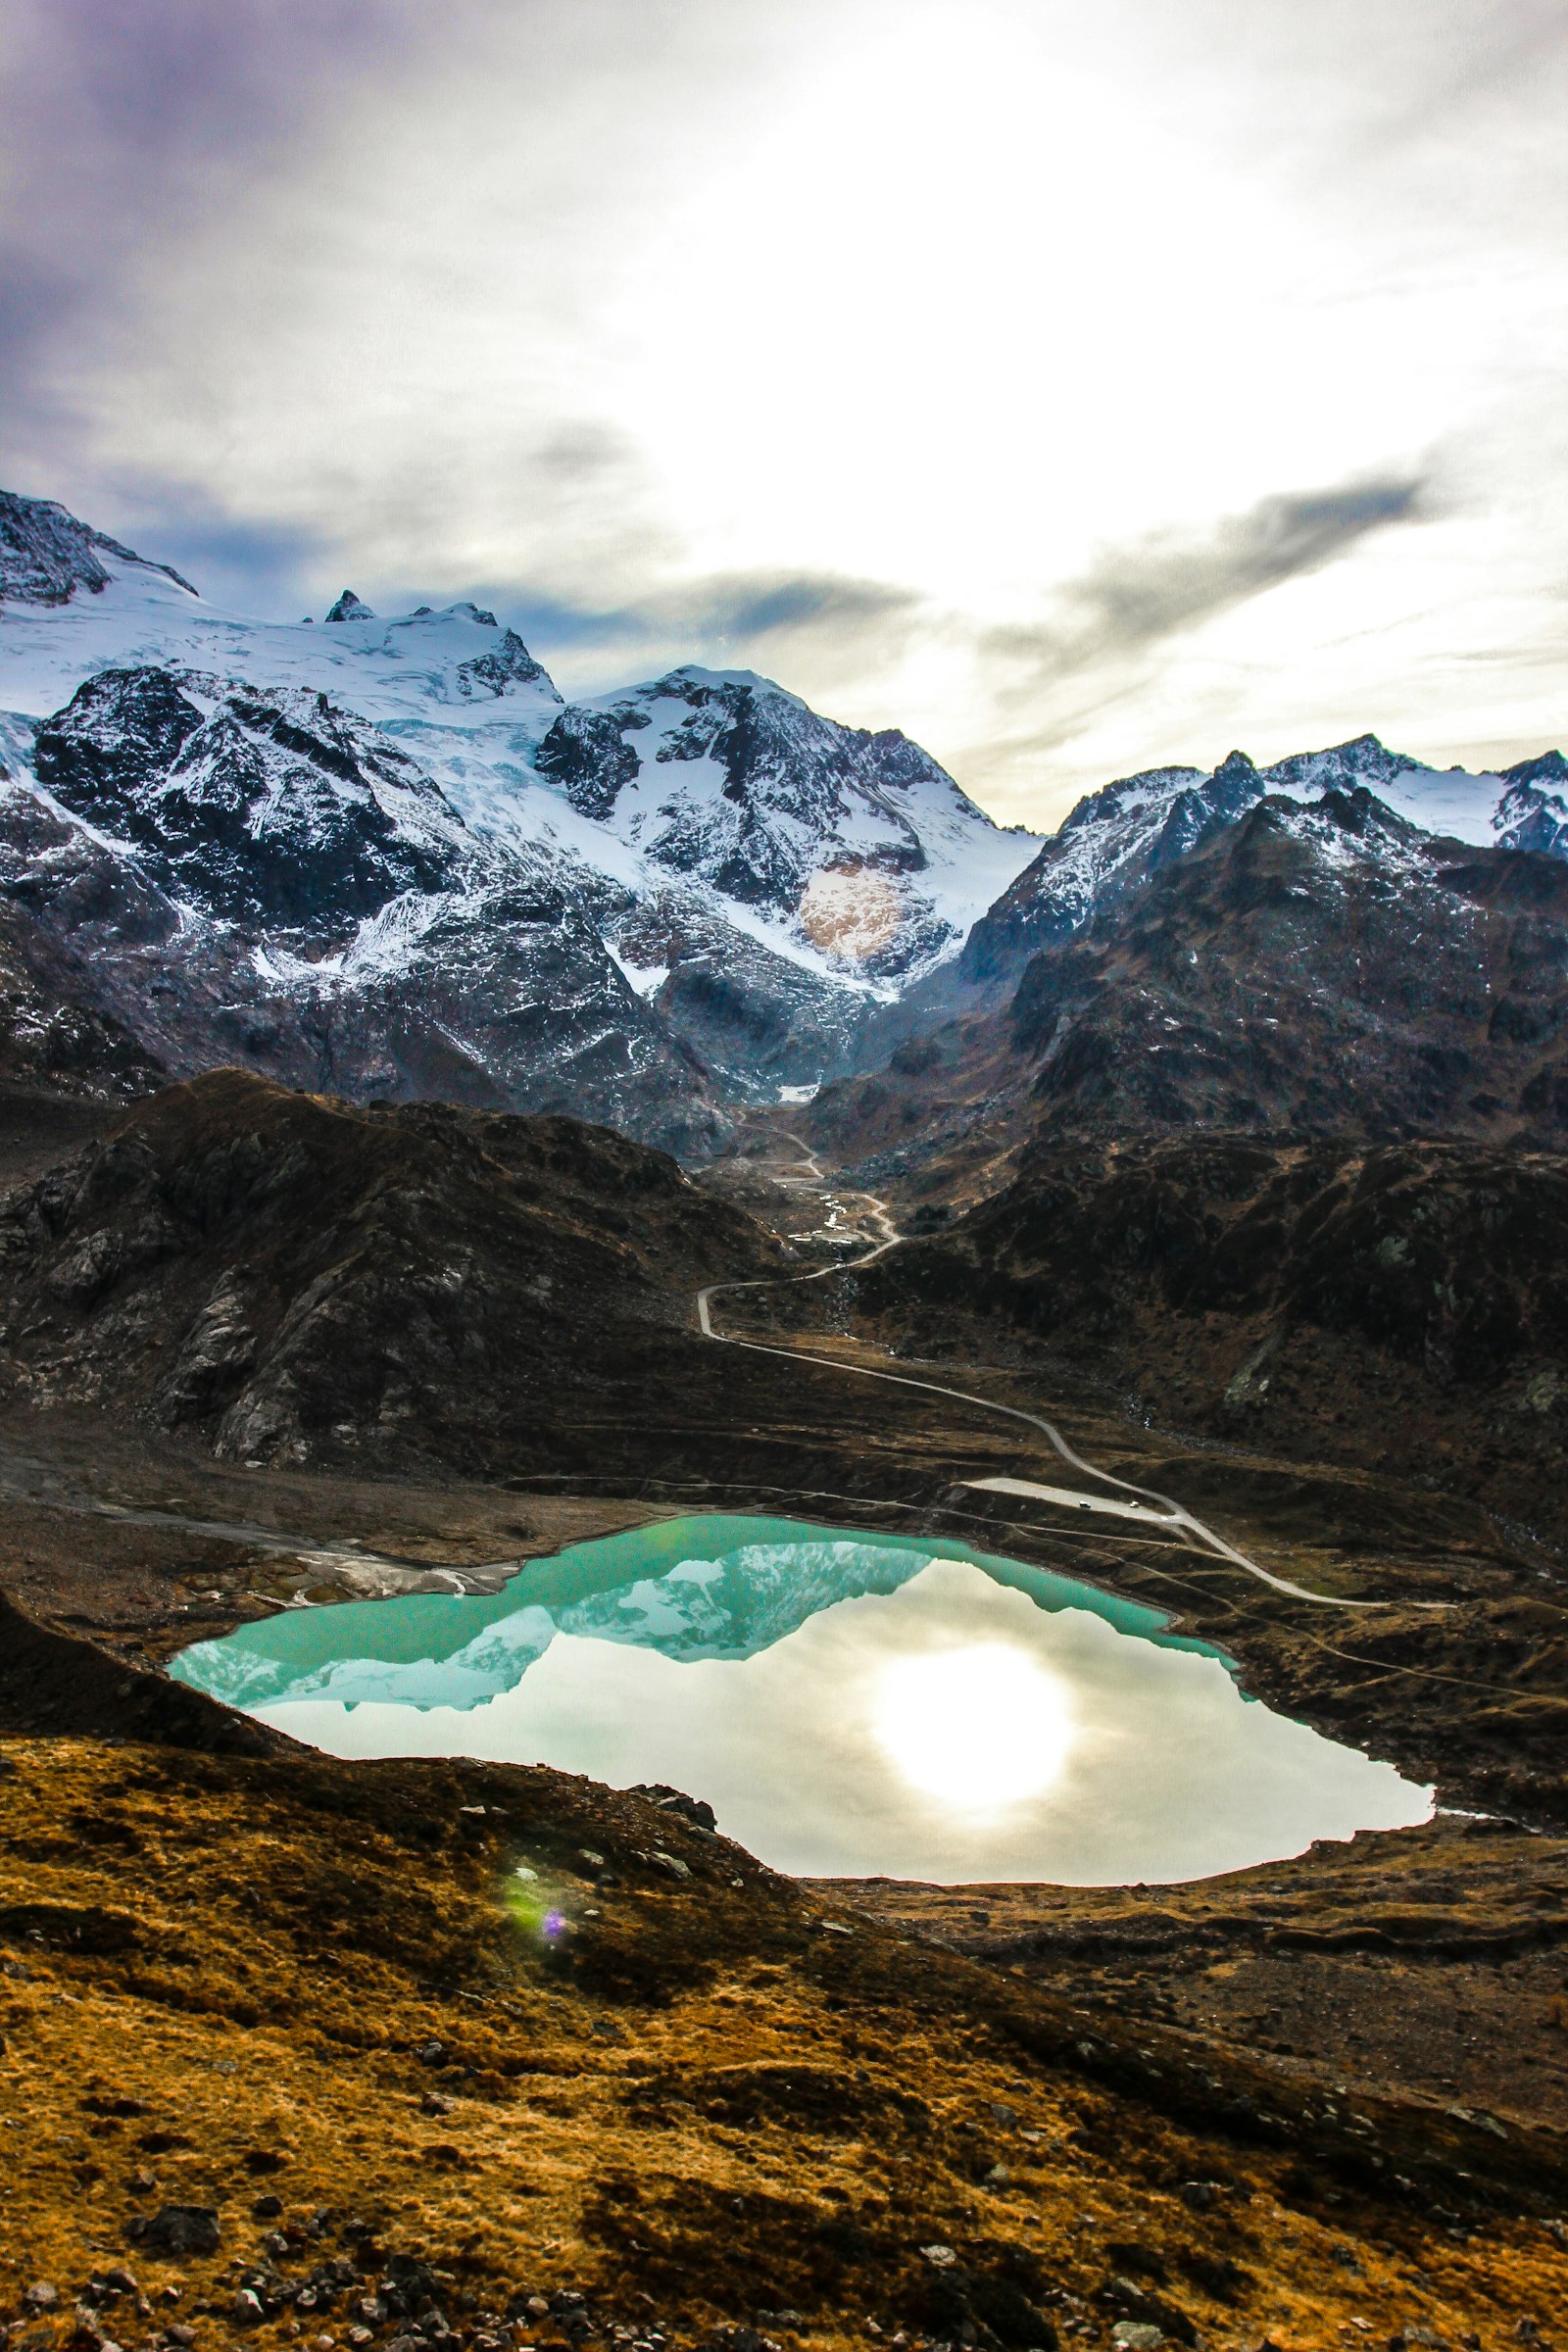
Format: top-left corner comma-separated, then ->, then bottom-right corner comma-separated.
873,1643 -> 1073,1811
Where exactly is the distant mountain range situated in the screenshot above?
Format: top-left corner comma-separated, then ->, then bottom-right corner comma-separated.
4,484 -> 1567,1163
962,734 -> 1568,982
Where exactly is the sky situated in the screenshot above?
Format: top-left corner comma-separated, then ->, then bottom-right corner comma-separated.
1,0 -> 1564,829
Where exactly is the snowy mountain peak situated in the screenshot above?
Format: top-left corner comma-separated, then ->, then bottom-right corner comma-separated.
324,588 -> 374,622
1501,749 -> 1568,790
0,485 -> 1042,1127
1260,730 -> 1430,796
964,728 -> 1568,983
0,489 -> 198,609
31,663 -> 467,937
532,663 -> 1041,980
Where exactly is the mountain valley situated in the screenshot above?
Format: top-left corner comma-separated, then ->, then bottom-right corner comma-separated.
3,488 -> 1568,2343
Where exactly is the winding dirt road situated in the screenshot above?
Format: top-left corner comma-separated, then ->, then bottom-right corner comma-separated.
698,1131 -> 1403,1613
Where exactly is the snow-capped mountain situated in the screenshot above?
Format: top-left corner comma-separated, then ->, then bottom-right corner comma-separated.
0,497 -> 565,751
812,769 -> 1568,1176
33,666 -> 467,932
0,489 -> 1043,1129
0,490 -> 199,608
536,666 -> 1033,975
963,733 -> 1568,982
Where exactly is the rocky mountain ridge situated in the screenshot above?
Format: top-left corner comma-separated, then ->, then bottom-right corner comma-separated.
0,1067 -> 776,1470
963,730 -> 1568,983
0,488 -> 198,608
7,487 -> 1568,1162
858,1129 -> 1568,1543
33,665 -> 466,934
807,779 -> 1568,1190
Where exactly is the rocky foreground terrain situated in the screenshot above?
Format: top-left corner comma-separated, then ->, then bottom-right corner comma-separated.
1,1718 -> 1566,2351
0,1077 -> 1566,2341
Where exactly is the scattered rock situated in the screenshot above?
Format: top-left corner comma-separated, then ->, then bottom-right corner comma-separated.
920,2247 -> 957,2269
24,2286 -> 59,2313
127,2206 -> 220,2257
1102,2280 -> 1195,2349
633,1785 -> 718,1834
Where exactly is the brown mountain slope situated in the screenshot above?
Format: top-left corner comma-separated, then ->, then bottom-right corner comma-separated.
857,1130 -> 1568,1543
0,1068 -> 777,1474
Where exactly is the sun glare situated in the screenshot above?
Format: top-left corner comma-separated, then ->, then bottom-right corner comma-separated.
872,1643 -> 1073,1812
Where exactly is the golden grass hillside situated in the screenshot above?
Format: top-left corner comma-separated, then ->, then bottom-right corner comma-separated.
2,1739 -> 1565,2352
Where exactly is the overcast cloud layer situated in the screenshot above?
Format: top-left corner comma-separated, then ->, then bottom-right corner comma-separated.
1,0 -> 1563,825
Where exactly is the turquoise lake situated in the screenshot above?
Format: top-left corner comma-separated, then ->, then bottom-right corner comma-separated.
171,1513 -> 1432,1884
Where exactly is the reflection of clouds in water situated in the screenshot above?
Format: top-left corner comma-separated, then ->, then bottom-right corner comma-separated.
256,1557 -> 1432,1885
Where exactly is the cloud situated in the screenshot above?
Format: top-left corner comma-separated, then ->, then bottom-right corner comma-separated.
0,0 -> 455,412
426,568 -> 923,684
109,483 -> 326,614
983,472 -> 1431,694
674,570 -> 921,647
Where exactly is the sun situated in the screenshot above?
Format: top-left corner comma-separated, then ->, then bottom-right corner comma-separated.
871,1643 -> 1074,1812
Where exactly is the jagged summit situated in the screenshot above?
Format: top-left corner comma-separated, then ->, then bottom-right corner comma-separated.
964,726 -> 1568,982
0,488 -> 1046,1136
531,663 -> 1038,982
1503,749 -> 1568,789
0,489 -> 197,608
32,664 -> 466,936
324,588 -> 374,622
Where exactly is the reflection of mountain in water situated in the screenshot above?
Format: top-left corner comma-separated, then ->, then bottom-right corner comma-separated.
173,1538 -> 931,1714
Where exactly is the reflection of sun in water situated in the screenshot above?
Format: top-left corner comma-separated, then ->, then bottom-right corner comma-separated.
798,866 -> 903,960
873,1644 -> 1074,1812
